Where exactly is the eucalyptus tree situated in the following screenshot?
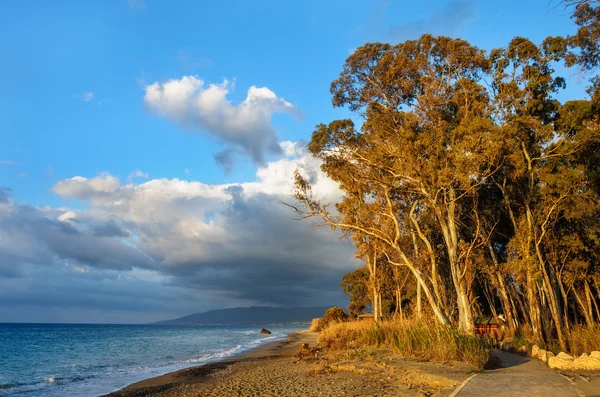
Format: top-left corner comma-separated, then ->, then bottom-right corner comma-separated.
289,36 -> 506,333
286,1 -> 600,342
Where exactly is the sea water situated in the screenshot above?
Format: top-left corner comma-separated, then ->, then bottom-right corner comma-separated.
0,323 -> 304,397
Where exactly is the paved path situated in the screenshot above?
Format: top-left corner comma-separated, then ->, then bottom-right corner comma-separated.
456,350 -> 588,397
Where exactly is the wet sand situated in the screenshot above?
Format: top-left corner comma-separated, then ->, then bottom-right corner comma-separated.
104,331 -> 474,397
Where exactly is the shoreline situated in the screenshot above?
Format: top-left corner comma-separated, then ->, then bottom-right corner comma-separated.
104,331 -> 317,396
103,329 -> 482,397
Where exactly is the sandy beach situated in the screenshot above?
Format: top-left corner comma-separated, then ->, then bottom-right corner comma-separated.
104,331 -> 476,397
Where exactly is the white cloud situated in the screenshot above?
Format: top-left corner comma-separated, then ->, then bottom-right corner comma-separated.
128,169 -> 149,182
53,173 -> 120,201
184,168 -> 191,174
16,172 -> 26,178
144,76 -> 300,165
280,140 -> 304,157
0,160 -> 15,166
58,211 -> 77,223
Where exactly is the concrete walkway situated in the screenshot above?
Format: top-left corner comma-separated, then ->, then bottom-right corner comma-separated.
456,350 -> 588,397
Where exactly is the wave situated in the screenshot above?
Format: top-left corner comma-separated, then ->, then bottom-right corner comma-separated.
182,344 -> 242,363
0,379 -> 50,397
179,332 -> 283,365
0,372 -> 101,397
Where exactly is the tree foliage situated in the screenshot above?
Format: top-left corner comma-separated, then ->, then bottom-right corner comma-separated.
286,2 -> 600,349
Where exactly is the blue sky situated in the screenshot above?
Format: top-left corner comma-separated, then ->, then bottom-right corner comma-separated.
0,0 -> 586,207
0,0 -> 592,323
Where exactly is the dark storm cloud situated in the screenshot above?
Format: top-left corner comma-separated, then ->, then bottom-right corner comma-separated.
0,202 -> 156,276
214,149 -> 237,173
91,219 -> 130,237
388,0 -> 477,40
140,186 -> 357,307
171,259 -> 347,307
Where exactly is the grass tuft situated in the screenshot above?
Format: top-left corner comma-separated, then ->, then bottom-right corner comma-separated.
318,319 -> 489,369
565,324 -> 600,355
309,318 -> 327,332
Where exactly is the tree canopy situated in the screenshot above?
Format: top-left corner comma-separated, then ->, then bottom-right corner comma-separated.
287,2 -> 600,349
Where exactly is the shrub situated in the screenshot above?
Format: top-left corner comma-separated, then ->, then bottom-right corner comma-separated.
319,319 -> 490,369
308,307 -> 349,332
324,307 -> 348,323
309,317 -> 327,332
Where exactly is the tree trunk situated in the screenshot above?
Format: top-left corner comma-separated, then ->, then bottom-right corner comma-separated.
589,281 -> 600,323
535,243 -> 566,351
527,270 -> 543,341
481,275 -> 498,319
574,288 -> 591,325
456,279 -> 474,333
585,281 -> 596,324
416,281 -> 422,319
557,278 -> 571,332
435,188 -> 475,334
397,287 -> 403,319
390,252 -> 451,326
373,290 -> 379,322
486,238 -> 516,332
507,285 -> 521,328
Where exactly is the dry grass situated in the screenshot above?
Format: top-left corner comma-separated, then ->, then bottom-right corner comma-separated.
308,318 -> 327,332
565,324 -> 600,355
318,319 -> 490,369
511,324 -> 600,355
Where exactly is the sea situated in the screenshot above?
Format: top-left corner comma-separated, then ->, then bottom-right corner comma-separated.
0,323 -> 305,397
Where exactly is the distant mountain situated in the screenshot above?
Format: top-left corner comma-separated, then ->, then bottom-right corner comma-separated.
153,306 -> 329,325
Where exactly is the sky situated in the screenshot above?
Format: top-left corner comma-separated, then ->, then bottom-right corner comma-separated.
0,0 -> 591,323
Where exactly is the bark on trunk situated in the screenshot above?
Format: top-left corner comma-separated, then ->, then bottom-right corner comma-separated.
574,288 -> 591,325
557,278 -> 571,332
435,188 -> 474,334
585,281 -> 596,324
535,243 -> 566,351
487,238 -> 516,332
389,253 -> 451,326
527,270 -> 543,341
397,287 -> 403,319
417,282 -> 422,319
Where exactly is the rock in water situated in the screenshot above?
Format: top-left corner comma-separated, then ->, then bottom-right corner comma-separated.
260,328 -> 271,334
